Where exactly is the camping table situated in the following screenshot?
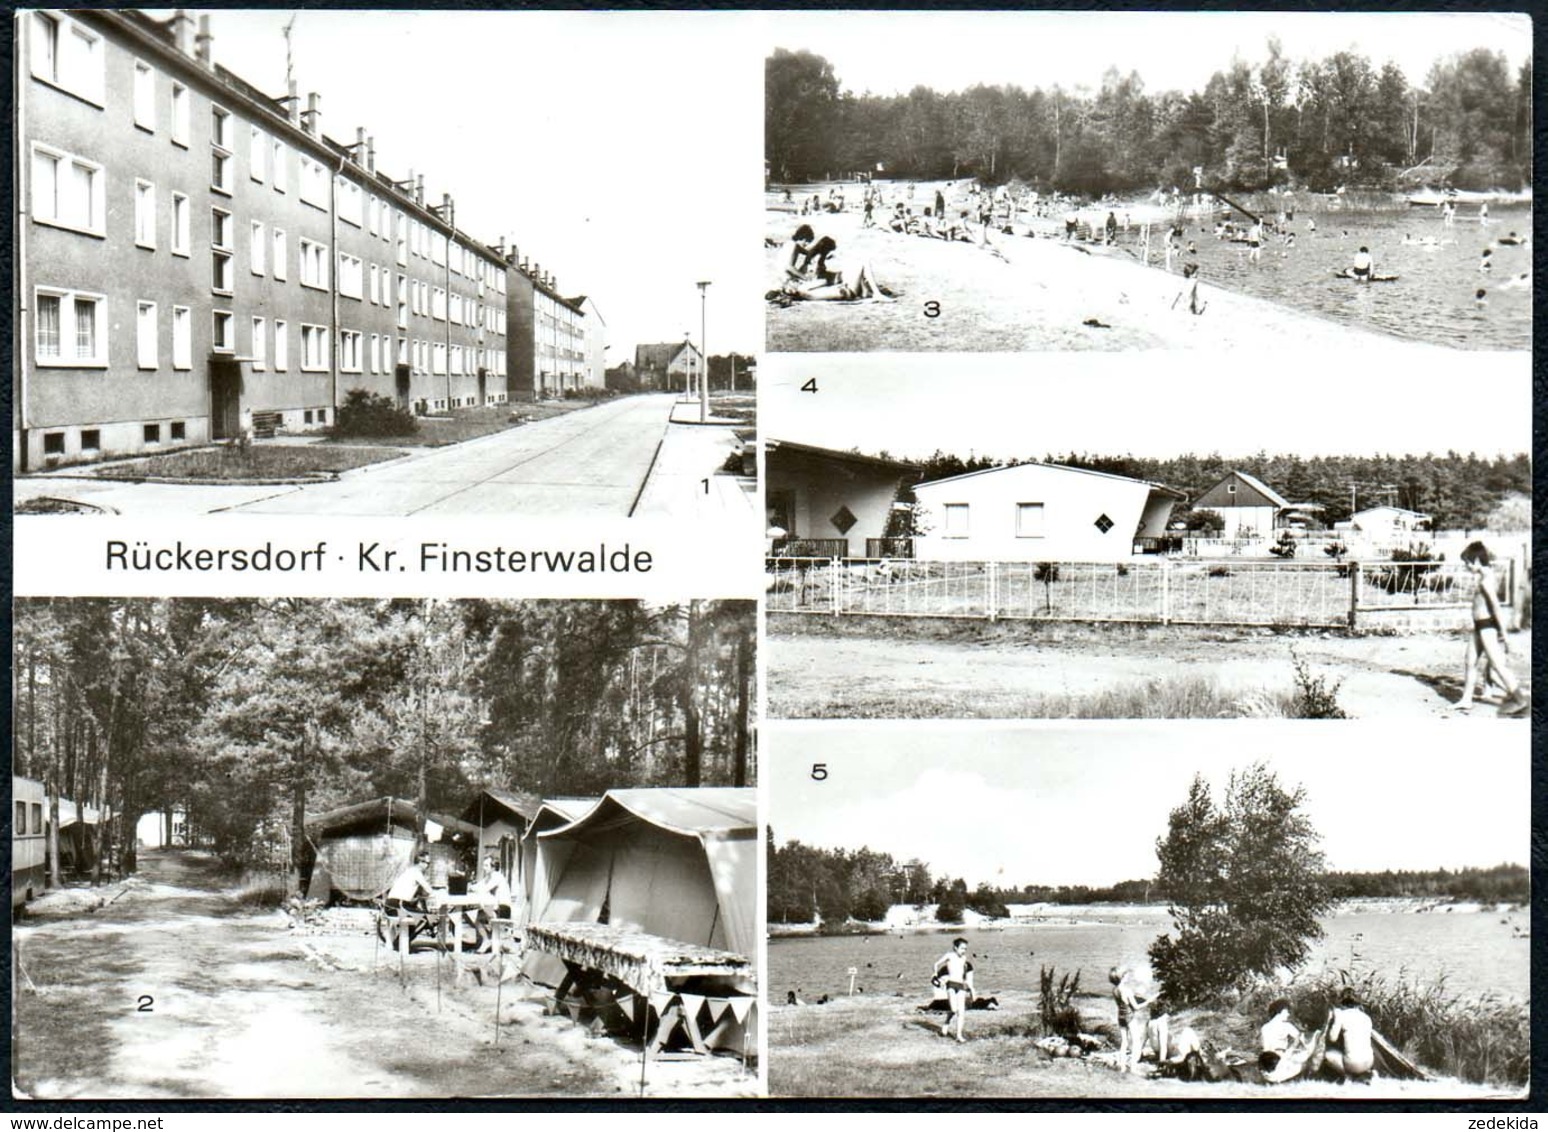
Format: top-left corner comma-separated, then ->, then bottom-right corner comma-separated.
435,892 -> 498,954
524,922 -> 753,1056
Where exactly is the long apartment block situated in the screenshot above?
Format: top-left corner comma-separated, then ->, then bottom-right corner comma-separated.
15,9 -> 598,470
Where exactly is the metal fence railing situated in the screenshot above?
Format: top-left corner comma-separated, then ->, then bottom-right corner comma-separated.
765,556 -> 1511,629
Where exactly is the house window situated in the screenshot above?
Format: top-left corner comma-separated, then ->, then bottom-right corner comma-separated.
336,177 -> 361,226
432,287 -> 446,321
432,342 -> 446,375
300,239 -> 328,289
450,294 -> 463,325
35,289 -> 106,366
172,305 -> 191,369
144,423 -> 161,445
299,155 -> 327,208
249,221 -> 265,275
943,503 -> 970,538
398,276 -> 409,326
212,251 -> 233,294
1093,513 -> 1115,534
170,81 -> 190,145
81,429 -> 101,451
450,344 -> 463,375
368,333 -> 379,374
134,180 -> 156,248
212,150 -> 232,193
42,433 -> 65,457
272,139 -> 287,192
170,422 -> 186,441
337,253 -> 362,299
301,324 -> 328,371
248,126 -> 265,182
339,329 -> 361,372
133,60 -> 155,129
211,105 -> 233,150
272,229 -> 288,281
251,317 -> 266,369
211,207 -> 232,250
369,263 -> 380,304
171,191 -> 189,255
30,145 -> 104,235
136,301 -> 157,369
212,310 -> 234,352
273,320 -> 288,371
30,12 -> 103,104
1016,503 -> 1045,538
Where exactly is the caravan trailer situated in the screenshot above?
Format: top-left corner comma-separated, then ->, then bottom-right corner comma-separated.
13,776 -> 47,906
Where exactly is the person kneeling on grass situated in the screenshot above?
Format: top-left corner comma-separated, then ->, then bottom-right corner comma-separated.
1458,541 -> 1529,716
1321,989 -> 1375,1083
932,938 -> 975,1044
770,263 -> 899,303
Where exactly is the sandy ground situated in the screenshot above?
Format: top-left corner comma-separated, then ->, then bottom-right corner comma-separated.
766,618 -> 1533,719
765,204 -> 1471,354
767,991 -> 1519,1100
12,852 -> 755,1100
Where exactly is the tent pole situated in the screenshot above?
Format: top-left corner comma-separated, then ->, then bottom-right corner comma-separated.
638,997 -> 649,1096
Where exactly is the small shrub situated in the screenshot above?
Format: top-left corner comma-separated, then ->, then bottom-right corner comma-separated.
1207,564 -> 1232,578
934,899 -> 964,924
1268,532 -> 1298,559
1116,563 -> 1130,577
232,872 -> 290,909
332,389 -> 418,438
1039,966 -> 1083,1039
1034,562 -> 1061,584
1289,650 -> 1348,719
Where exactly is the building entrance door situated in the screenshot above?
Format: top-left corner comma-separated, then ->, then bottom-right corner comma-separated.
477,368 -> 487,406
395,365 -> 412,411
209,358 -> 242,440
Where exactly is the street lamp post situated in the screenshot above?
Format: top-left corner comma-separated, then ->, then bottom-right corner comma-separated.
696,280 -> 711,423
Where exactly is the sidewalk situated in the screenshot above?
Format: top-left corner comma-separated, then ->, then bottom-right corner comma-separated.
631,420 -> 757,523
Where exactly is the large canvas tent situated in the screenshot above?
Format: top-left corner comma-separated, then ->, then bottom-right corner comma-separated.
519,798 -> 598,928
303,797 -> 480,902
524,788 -> 756,989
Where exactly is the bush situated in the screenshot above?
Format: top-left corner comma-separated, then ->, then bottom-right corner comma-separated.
1039,966 -> 1083,1039
1289,651 -> 1348,719
332,389 -> 418,438
934,899 -> 964,924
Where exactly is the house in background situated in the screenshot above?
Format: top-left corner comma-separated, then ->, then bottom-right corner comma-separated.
911,462 -> 1182,563
461,787 -> 541,890
1335,505 -> 1433,543
634,340 -> 702,394
765,439 -> 919,557
1192,470 -> 1290,538
604,359 -> 637,392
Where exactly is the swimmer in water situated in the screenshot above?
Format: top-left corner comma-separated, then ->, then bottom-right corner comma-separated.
1475,288 -> 1488,308
1480,248 -> 1493,273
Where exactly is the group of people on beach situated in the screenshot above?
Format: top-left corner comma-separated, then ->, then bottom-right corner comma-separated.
766,223 -> 899,305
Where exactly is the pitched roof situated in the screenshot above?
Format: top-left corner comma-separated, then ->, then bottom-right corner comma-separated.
462,788 -> 543,826
540,787 -> 755,842
635,342 -> 697,370
917,461 -> 1184,499
1231,471 -> 1291,509
766,439 -> 920,473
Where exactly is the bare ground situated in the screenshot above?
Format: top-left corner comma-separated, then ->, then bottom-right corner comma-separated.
768,991 -> 1519,1099
766,618 -> 1533,720
12,851 -> 755,1100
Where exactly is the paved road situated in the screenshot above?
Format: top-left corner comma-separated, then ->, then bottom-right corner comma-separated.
233,394 -> 676,517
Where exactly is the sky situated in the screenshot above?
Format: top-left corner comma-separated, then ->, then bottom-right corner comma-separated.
170,9 -> 768,357
769,11 -> 1533,98
763,352 -> 1532,461
767,722 -> 1529,889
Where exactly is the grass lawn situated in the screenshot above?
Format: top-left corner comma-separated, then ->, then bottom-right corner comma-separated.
709,391 -> 758,440
331,398 -> 612,448
93,444 -> 405,481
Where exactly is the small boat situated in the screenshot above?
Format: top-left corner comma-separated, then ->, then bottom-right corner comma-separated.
1331,269 -> 1400,283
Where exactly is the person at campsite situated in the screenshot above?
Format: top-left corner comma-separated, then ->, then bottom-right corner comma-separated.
386,850 -> 433,912
1105,211 -> 1119,244
1064,208 -> 1079,240
932,938 -> 975,1043
1322,989 -> 1376,1082
935,188 -> 946,220
1258,999 -> 1308,1075
1110,967 -> 1150,1071
1247,220 -> 1264,262
862,195 -> 875,228
1350,246 -> 1373,282
1457,541 -> 1530,716
477,854 -> 512,919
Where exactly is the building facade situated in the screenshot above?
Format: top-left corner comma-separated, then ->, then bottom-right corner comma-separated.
634,341 -> 703,393
15,9 -> 540,469
765,440 -> 919,558
1192,470 -> 1290,539
507,262 -> 589,400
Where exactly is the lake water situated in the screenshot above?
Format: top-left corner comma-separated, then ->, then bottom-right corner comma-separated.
1156,206 -> 1531,350
769,909 -> 1528,1004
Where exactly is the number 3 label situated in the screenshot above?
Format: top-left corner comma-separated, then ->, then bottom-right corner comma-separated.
923,301 -> 941,318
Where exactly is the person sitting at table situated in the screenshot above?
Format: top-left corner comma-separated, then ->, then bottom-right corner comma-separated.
478,854 -> 513,919
386,850 -> 433,912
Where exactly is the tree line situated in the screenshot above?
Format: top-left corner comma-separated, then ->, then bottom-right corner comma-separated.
768,42 -> 1530,193
12,599 -> 755,892
878,449 -> 1531,533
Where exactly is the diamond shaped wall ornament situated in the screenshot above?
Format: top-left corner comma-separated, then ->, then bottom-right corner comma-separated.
1094,513 -> 1115,534
830,505 -> 858,535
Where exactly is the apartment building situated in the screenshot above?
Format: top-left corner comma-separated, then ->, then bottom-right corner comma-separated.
507,260 -> 590,400
15,9 -> 519,469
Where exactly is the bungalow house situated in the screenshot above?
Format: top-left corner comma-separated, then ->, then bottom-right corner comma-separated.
765,440 -> 920,557
1192,470 -> 1291,539
911,462 -> 1182,563
1335,506 -> 1433,543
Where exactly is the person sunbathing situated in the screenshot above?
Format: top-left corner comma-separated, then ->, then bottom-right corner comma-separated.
773,263 -> 899,302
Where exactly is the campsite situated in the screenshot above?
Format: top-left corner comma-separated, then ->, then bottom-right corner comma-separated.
12,599 -> 758,1099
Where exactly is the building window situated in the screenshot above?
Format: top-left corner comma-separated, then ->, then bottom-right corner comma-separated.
272,229 -> 288,281
397,274 -> 408,327
299,155 -> 327,208
336,177 -> 362,226
212,150 -> 232,193
42,432 -> 65,457
250,221 -> 265,275
211,105 -> 233,150
212,310 -> 234,352
210,208 -> 232,251
450,345 -> 463,375
1016,503 -> 1046,538
273,319 -> 288,371
134,180 -> 156,248
450,294 -> 463,325
170,81 -> 190,145
339,329 -> 361,372
432,342 -> 446,375
170,421 -> 185,441
30,145 -> 104,236
248,126 -> 265,182
272,139 -> 287,192
133,60 -> 155,130
81,429 -> 101,451
251,316 -> 266,369
212,251 -> 233,294
171,191 -> 190,255
144,423 -> 161,445
136,300 -> 157,369
337,253 -> 362,299
300,324 -> 328,371
35,289 -> 106,367
369,263 -> 380,304
172,305 -> 191,369
432,287 -> 446,321
30,12 -> 103,104
943,503 -> 970,538
368,333 -> 379,374
300,239 -> 328,289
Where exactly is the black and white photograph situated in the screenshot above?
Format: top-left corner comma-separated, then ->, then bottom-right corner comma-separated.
765,355 -> 1532,721
14,9 -> 758,523
12,598 -> 757,1099
766,724 -> 1528,1099
765,11 -> 1532,354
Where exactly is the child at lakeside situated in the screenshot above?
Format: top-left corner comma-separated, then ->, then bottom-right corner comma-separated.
1457,541 -> 1529,716
932,938 -> 975,1043
1110,967 -> 1150,1071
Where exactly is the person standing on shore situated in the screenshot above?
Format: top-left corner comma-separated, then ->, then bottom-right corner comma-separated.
1457,541 -> 1530,716
932,938 -> 975,1044
1247,219 -> 1264,263
1111,967 -> 1149,1071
